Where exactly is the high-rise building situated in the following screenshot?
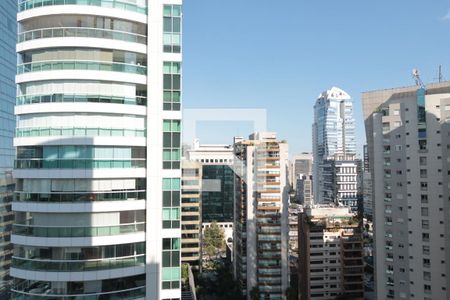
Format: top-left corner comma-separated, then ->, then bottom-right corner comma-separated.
233,132 -> 289,299
298,206 -> 364,300
0,1 -> 16,297
362,145 -> 373,219
321,153 -> 362,212
292,153 -> 313,205
187,142 -> 235,241
12,1 -> 182,299
181,160 -> 202,269
362,82 -> 450,299
313,87 -> 356,204
293,153 -> 313,181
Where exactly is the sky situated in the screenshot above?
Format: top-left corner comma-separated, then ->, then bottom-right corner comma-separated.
182,1 -> 450,156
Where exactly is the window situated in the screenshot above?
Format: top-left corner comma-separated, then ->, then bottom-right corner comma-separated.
419,157 -> 427,165
163,120 -> 181,169
420,182 -> 428,191
163,5 -> 182,53
162,178 -> 181,229
163,62 -> 181,110
421,195 -> 428,204
421,207 -> 429,217
420,169 -> 427,178
162,238 -> 181,289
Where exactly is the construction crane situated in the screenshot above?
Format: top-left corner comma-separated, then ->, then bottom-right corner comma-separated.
412,68 -> 425,89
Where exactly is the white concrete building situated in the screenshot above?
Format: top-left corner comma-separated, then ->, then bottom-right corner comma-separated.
298,206 -> 364,300
12,1 -> 182,299
362,82 -> 450,299
321,153 -> 361,212
233,132 -> 289,299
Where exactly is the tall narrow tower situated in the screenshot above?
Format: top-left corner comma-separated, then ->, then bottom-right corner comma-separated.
12,1 -> 182,299
312,87 -> 356,204
233,132 -> 289,299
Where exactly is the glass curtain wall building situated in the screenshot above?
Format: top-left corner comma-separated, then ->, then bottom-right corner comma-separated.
0,0 -> 17,297
312,87 -> 356,204
11,1 -> 182,299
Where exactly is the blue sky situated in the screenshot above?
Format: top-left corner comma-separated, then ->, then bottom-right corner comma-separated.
183,1 -> 450,156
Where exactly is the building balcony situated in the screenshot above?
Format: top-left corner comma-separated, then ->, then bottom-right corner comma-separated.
12,254 -> 145,273
12,222 -> 145,238
18,0 -> 147,14
18,27 -> 146,45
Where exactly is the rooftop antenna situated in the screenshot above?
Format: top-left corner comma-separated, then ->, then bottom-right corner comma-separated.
412,68 -> 425,89
438,65 -> 443,83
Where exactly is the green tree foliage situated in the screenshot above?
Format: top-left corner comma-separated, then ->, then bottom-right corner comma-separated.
197,262 -> 244,300
250,286 -> 260,300
181,263 -> 189,283
203,221 -> 225,259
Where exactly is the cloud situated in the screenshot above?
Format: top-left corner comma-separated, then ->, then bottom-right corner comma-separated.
442,10 -> 450,21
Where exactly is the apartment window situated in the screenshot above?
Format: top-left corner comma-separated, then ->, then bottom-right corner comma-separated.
421,207 -> 429,217
419,157 -> 427,165
424,284 -> 431,294
423,258 -> 430,268
163,62 -> 181,110
421,195 -> 428,204
420,169 -> 427,178
163,5 -> 182,53
422,233 -> 430,242
420,182 -> 428,191
423,245 -> 430,255
162,178 -> 181,229
163,120 -> 181,169
162,238 -> 181,289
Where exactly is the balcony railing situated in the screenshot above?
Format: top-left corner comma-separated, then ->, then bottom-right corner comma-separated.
17,60 -> 147,75
16,127 -> 146,138
12,222 -> 145,238
14,190 -> 146,203
17,94 -> 146,106
12,254 -> 145,272
18,0 -> 147,14
15,159 -> 146,169
18,27 -> 146,44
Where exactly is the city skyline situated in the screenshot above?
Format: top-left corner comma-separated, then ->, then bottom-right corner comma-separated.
183,0 -> 450,155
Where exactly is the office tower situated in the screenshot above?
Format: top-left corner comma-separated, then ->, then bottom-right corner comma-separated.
0,1 -> 16,297
293,152 -> 313,181
187,142 -> 235,242
298,206 -> 364,300
292,153 -> 313,205
362,82 -> 450,300
181,160 -> 202,269
313,87 -> 356,204
321,153 -> 362,212
363,145 -> 373,219
233,132 -> 289,299
12,1 -> 182,299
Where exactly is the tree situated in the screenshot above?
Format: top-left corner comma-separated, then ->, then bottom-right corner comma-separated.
181,263 -> 189,284
250,286 -> 260,300
203,221 -> 225,259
